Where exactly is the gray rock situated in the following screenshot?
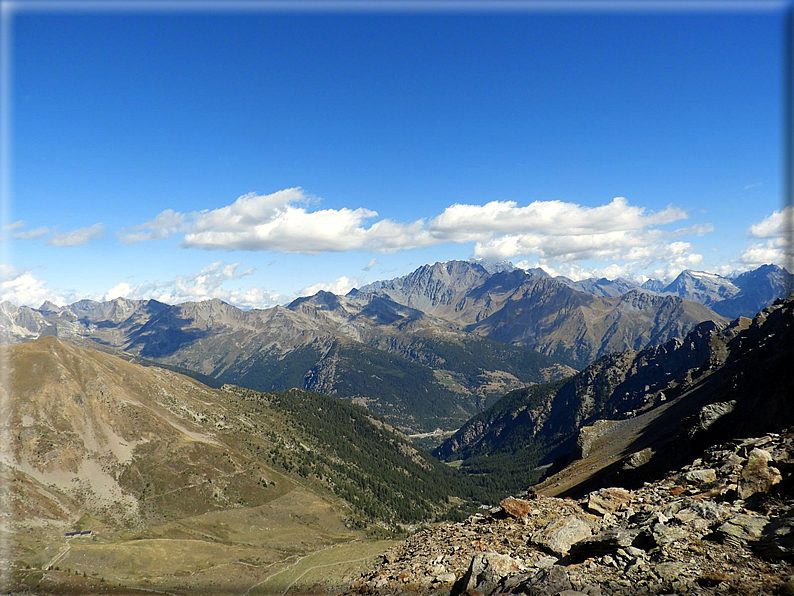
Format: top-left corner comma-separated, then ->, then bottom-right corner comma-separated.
655,561 -> 686,582
694,400 -> 737,432
738,448 -> 782,498
531,516 -> 593,556
752,515 -> 794,562
684,468 -> 717,484
714,513 -> 770,548
651,522 -> 689,546
623,447 -> 655,470
455,551 -> 524,596
526,566 -> 572,596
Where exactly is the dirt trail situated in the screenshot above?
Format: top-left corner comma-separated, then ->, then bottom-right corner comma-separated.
243,540 -> 364,596
277,551 -> 381,596
44,543 -> 71,570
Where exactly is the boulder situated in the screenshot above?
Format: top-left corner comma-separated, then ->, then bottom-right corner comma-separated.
587,487 -> 632,516
738,448 -> 782,499
569,529 -> 639,561
531,516 -> 593,557
684,468 -> 718,484
714,513 -> 769,548
453,551 -> 524,596
500,497 -> 533,518
623,448 -> 654,470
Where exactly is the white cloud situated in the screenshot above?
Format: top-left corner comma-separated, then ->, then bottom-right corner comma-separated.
182,188 -> 434,254
0,265 -> 68,307
738,238 -> 789,269
301,276 -> 358,296
650,243 -> 705,281
1,220 -> 52,240
736,207 -> 793,269
448,197 -> 691,264
128,190 -> 695,263
102,262 -> 283,310
671,223 -> 714,237
4,220 -> 24,232
121,190 -> 714,282
103,282 -> 134,301
748,206 -> 792,239
363,257 -> 379,271
118,209 -> 186,244
12,226 -> 51,240
0,261 -> 283,311
48,223 -> 105,247
430,197 -> 686,240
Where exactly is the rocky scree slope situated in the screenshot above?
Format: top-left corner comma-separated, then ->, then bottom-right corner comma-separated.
348,429 -> 794,596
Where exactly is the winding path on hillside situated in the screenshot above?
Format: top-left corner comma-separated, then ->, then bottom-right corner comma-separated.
243,539 -> 392,596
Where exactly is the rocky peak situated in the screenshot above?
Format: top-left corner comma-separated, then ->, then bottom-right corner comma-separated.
38,300 -> 63,313
663,270 -> 740,306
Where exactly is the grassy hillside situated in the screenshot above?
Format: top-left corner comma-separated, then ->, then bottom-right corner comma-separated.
5,337 -> 497,594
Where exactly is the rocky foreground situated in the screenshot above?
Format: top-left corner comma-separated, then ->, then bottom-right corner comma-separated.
348,430 -> 794,595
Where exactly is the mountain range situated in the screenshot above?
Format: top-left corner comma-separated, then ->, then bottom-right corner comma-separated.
2,260 -> 788,434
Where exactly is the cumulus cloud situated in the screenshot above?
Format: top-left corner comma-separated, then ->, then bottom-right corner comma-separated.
120,190 -> 711,282
738,237 -> 791,270
48,223 -> 105,247
118,209 -> 187,244
103,282 -> 134,301
0,261 -> 282,311
456,198 -> 690,264
0,264 -> 68,307
748,206 -> 792,239
301,276 -> 358,296
737,207 -> 793,269
172,191 -> 693,264
430,197 -> 686,241
182,188 -> 434,254
516,241 -> 704,283
100,261 -> 282,310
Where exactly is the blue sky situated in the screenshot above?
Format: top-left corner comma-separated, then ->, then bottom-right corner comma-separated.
2,3 -> 791,308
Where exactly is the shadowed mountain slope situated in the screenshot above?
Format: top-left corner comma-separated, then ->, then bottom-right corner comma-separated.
435,293 -> 794,496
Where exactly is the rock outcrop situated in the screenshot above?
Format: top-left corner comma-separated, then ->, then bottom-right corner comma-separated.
348,429 -> 794,595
